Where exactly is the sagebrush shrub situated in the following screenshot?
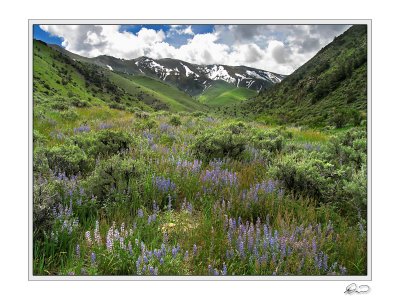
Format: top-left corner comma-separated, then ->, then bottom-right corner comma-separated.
169,115 -> 182,126
274,154 -> 338,202
71,130 -> 132,158
327,128 -> 367,169
46,144 -> 90,175
192,123 -> 247,161
251,129 -> 285,153
60,109 -> 79,121
71,97 -> 90,108
84,155 -> 139,204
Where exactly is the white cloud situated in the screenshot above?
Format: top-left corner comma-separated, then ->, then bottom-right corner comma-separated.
168,25 -> 195,36
39,24 -> 350,75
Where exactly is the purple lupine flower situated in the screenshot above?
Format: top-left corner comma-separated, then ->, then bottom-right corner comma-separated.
187,202 -> 193,214
153,176 -> 176,193
172,247 -> 178,258
153,201 -> 159,213
312,238 -> 317,253
213,269 -> 219,276
85,231 -> 92,246
141,242 -> 146,253
75,244 -> 80,258
94,220 -> 101,245
159,123 -> 172,132
226,249 -> 231,260
253,245 -> 259,258
176,159 -> 202,174
119,237 -> 125,249
106,227 -> 113,252
137,209 -> 144,218
74,125 -> 90,134
315,251 -> 323,271
149,266 -> 155,275
322,253 -> 328,272
304,143 -> 313,151
238,237 -> 245,258
91,252 -> 96,265
201,168 -> 238,188
184,250 -> 189,261
98,123 -> 112,130
147,213 -> 157,224
193,244 -> 197,256
280,239 -> 286,258
128,241 -> 133,255
263,238 -> 268,250
326,220 -> 333,237
161,243 -> 166,256
154,249 -> 162,260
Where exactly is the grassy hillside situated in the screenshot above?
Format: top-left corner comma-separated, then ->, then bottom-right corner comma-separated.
127,75 -> 206,112
198,81 -> 257,107
242,25 -> 367,127
34,40 -> 206,113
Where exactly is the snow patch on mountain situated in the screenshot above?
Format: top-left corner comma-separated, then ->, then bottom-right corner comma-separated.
106,65 -> 113,71
262,71 -> 283,83
180,63 -> 199,77
204,65 -> 235,84
246,70 -> 266,80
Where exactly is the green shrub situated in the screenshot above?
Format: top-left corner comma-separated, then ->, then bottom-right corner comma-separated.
60,109 -> 79,121
331,109 -> 351,128
135,111 -> 150,119
71,130 -> 132,158
109,102 -> 126,110
33,146 -> 50,175
143,119 -> 156,130
84,155 -> 139,204
46,144 -> 90,175
274,154 -> 339,202
192,124 -> 246,161
226,121 -> 247,134
327,129 -> 367,170
251,129 -> 285,153
191,111 -> 206,117
71,96 -> 90,108
341,167 -> 367,217
50,101 -> 69,111
169,115 -> 182,126
33,130 -> 48,145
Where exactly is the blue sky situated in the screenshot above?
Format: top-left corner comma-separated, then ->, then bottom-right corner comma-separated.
34,25 -> 64,45
34,24 -> 349,74
34,24 -> 215,47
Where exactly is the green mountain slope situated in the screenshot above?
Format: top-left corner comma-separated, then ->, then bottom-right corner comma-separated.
127,75 -> 206,112
242,25 -> 367,127
198,81 -> 257,107
33,40 -> 207,113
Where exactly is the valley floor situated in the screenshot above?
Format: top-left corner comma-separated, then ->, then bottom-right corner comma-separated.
33,103 -> 367,276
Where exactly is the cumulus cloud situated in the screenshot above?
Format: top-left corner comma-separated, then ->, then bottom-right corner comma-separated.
39,24 -> 350,75
168,25 -> 195,36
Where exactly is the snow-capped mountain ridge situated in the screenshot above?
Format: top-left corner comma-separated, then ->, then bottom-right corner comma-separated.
48,44 -> 285,96
130,56 -> 285,89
